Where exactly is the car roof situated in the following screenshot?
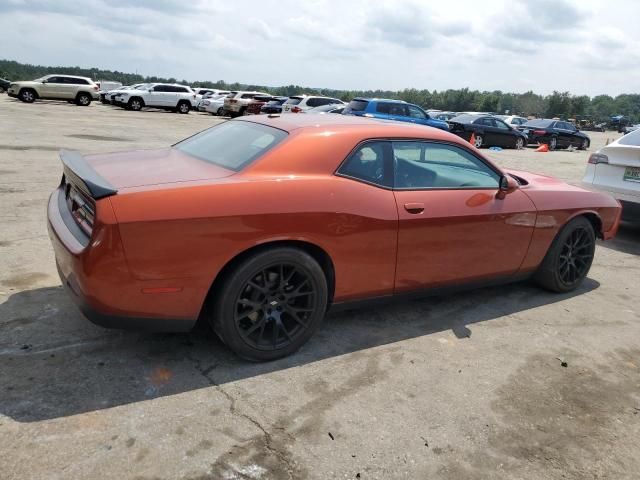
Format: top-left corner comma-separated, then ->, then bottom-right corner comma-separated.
450,114 -> 484,123
45,74 -> 93,81
353,97 -> 406,103
237,112 -> 463,138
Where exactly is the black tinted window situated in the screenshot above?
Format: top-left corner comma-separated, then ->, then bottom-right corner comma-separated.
284,97 -> 303,105
65,77 -> 88,84
339,142 -> 390,187
175,122 -> 287,171
153,85 -> 169,92
175,86 -> 189,93
47,77 -> 62,83
241,93 -> 257,99
307,97 -> 332,107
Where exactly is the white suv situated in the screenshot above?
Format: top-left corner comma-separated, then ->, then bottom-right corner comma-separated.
281,95 -> 344,113
223,91 -> 269,117
115,83 -> 196,113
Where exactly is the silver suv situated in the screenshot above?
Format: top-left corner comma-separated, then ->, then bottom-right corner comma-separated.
7,75 -> 99,106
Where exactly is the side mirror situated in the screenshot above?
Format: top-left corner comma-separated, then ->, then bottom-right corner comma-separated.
41,80 -> 47,84
496,175 -> 519,199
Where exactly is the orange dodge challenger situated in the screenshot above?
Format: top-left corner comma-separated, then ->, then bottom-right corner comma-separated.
48,114 -> 621,360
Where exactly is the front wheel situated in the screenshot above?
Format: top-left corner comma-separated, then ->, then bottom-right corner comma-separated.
473,134 -> 483,148
534,216 -> 595,293
548,136 -> 557,150
217,107 -> 224,116
579,138 -> 589,150
211,248 -> 328,361
127,98 -> 143,111
19,89 -> 36,103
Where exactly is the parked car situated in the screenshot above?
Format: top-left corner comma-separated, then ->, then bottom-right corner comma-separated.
281,95 -> 344,113
0,77 -> 11,93
96,80 -> 122,100
343,98 -> 449,131
518,119 -> 590,150
432,111 -> 458,121
260,97 -> 289,114
48,115 -> 620,361
448,114 -> 528,149
623,124 -> 640,134
583,128 -> 640,219
107,84 -> 149,105
246,95 -> 287,115
114,83 -> 196,113
194,88 -> 230,105
202,93 -> 236,115
305,104 -> 346,114
497,115 -> 529,128
224,91 -> 269,117
7,74 -> 99,106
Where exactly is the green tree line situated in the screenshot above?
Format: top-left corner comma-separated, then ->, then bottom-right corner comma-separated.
2,59 -> 639,122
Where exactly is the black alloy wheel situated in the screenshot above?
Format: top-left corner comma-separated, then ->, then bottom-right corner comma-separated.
212,248 -> 328,361
234,263 -> 317,351
557,226 -> 594,286
534,216 -> 595,293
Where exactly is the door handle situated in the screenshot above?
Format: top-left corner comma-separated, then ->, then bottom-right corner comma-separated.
404,202 -> 424,214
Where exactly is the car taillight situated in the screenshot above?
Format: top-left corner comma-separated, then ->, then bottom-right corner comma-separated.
65,180 -> 95,236
533,129 -> 546,135
93,86 -> 99,90
588,153 -> 609,164
291,106 -> 302,113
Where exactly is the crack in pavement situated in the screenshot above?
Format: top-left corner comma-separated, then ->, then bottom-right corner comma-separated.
185,352 -> 296,480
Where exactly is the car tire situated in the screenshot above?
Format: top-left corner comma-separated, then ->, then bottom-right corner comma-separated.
548,136 -> 557,150
515,137 -> 525,149
127,97 -> 143,111
534,216 -> 595,293
217,107 -> 224,116
474,134 -> 483,148
76,92 -> 92,106
211,247 -> 328,361
579,138 -> 590,150
177,101 -> 191,114
19,88 -> 36,103
239,107 -> 247,116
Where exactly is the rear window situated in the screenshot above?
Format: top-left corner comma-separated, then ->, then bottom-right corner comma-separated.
345,100 -> 368,113
174,121 -> 287,171
284,97 -> 303,105
523,119 -> 554,128
619,129 -> 640,146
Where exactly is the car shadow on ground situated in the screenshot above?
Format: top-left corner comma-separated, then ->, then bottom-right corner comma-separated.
0,278 -> 599,423
598,223 -> 640,256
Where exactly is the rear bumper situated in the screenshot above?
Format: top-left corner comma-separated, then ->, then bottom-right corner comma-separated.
47,188 -> 197,332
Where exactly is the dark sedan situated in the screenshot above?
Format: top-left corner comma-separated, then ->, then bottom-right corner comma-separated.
518,119 -> 590,150
260,96 -> 289,114
448,114 -> 528,149
0,78 -> 11,93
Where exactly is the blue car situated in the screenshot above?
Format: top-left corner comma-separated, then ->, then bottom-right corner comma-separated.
343,98 -> 449,131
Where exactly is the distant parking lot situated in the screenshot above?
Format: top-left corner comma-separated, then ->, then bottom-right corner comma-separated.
1,95 -> 640,480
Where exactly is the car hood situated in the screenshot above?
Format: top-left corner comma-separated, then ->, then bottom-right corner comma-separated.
84,148 -> 235,189
11,80 -> 40,87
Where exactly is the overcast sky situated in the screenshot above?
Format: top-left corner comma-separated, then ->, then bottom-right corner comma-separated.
1,0 -> 638,96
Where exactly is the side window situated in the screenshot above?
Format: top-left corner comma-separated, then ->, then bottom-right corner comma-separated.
389,104 -> 408,116
393,142 -> 500,189
338,141 -> 390,187
241,93 -> 256,99
46,77 -> 61,84
175,87 -> 188,93
494,119 -> 510,130
375,102 -> 392,114
407,105 -> 427,119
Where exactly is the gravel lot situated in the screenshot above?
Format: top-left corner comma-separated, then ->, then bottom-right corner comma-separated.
1,95 -> 639,480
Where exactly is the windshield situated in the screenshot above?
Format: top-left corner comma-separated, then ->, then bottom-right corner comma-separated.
32,76 -> 47,82
135,84 -> 152,90
174,121 -> 288,171
344,100 -> 369,114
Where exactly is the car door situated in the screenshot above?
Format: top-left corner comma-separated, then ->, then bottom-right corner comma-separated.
493,118 -> 517,147
61,77 -> 82,99
565,123 -> 582,147
406,104 -> 429,126
555,122 -> 572,148
475,118 -> 498,145
392,141 -> 536,292
388,103 -> 410,123
40,76 -> 63,98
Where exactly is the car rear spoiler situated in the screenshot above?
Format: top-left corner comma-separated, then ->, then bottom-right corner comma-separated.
60,149 -> 117,199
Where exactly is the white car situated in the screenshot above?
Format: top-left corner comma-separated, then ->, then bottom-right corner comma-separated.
202,93 -> 234,115
498,115 -> 529,128
583,128 -> 640,218
197,90 -> 231,110
193,88 -> 230,105
115,83 -> 196,113
281,95 -> 344,113
223,91 -> 269,117
106,84 -> 149,105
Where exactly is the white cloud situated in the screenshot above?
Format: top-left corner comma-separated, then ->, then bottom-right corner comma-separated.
0,0 -> 639,96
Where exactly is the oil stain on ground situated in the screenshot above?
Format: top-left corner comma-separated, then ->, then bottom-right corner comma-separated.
66,134 -> 130,142
437,348 -> 640,480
